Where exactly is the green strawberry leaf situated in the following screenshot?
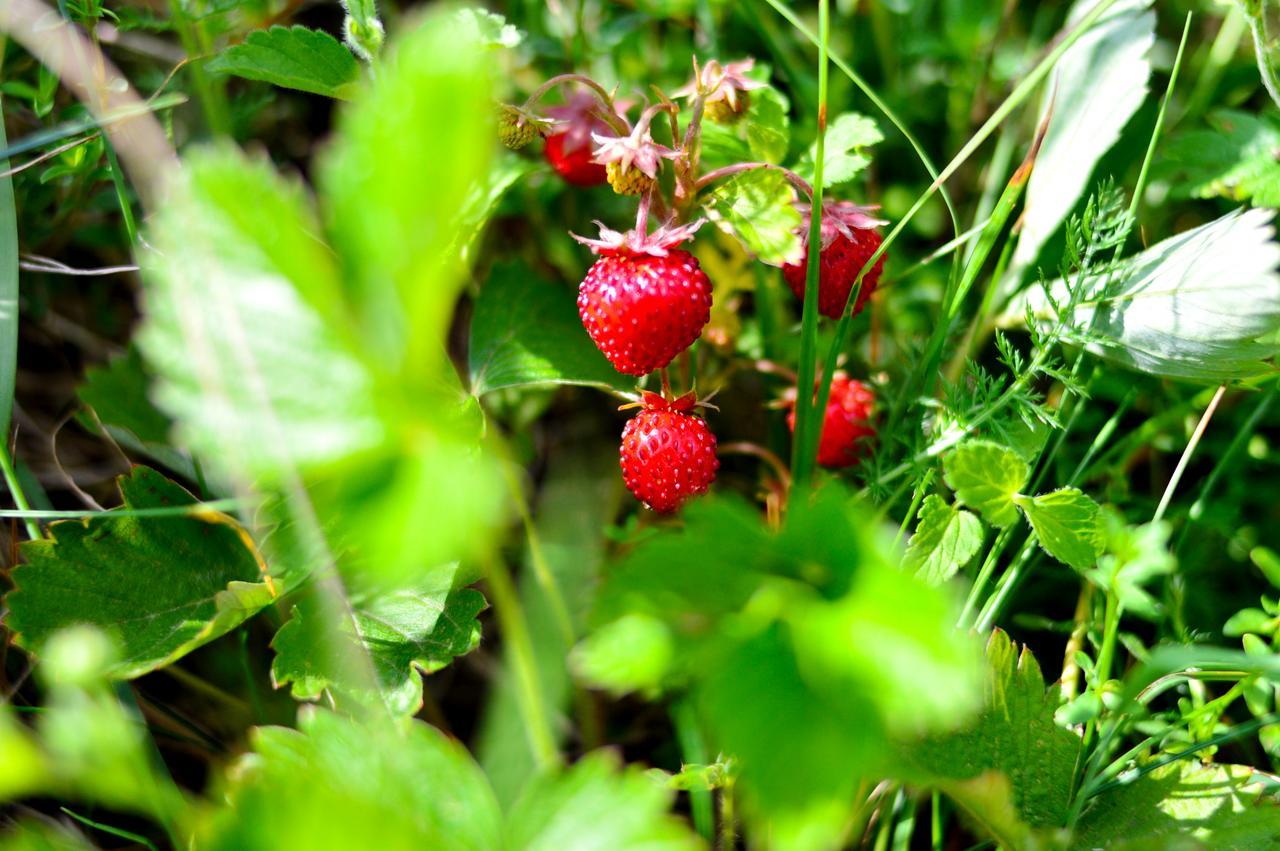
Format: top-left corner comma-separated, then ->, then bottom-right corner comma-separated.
271,572 -> 485,717
570,613 -> 674,696
795,112 -> 883,188
1015,488 -> 1104,571
200,708 -> 504,850
744,86 -> 791,165
702,168 -> 803,267
1072,760 -> 1280,849
453,8 -> 523,49
899,630 -> 1081,833
904,495 -> 985,586
1157,109 -> 1280,208
505,750 -> 702,850
942,441 -> 1030,528
468,261 -> 631,395
1016,208 -> 1280,383
4,467 -> 275,679
207,26 -> 360,99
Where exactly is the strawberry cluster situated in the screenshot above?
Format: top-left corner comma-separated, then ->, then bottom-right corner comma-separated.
499,60 -> 887,513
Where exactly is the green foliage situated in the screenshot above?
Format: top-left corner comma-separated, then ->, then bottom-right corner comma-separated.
702,168 -> 803,266
795,112 -> 882,187
904,494 -> 985,585
943,440 -> 1029,528
207,26 -> 361,99
1020,208 -> 1280,383
570,612 -> 673,696
902,630 -> 1081,834
271,577 -> 485,717
504,751 -> 701,850
1086,516 -> 1175,619
1072,760 -> 1280,849
591,483 -> 982,849
1158,109 -> 1280,207
201,708 -> 505,850
6,468 -> 274,679
469,262 -> 630,394
1013,0 -> 1154,272
1014,488 -> 1105,571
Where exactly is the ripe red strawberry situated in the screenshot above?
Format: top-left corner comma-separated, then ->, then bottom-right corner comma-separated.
785,371 -> 876,469
574,220 -> 712,376
545,132 -> 608,186
620,392 -> 718,513
783,200 -> 888,320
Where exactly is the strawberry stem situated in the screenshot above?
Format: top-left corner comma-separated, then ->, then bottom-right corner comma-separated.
522,74 -> 630,135
694,162 -> 813,198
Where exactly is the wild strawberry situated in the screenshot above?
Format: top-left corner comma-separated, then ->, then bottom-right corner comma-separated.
783,200 -> 888,320
785,372 -> 876,469
592,113 -> 679,197
674,57 -> 765,125
546,133 -> 609,185
574,220 -> 712,376
543,91 -> 615,186
620,392 -> 718,513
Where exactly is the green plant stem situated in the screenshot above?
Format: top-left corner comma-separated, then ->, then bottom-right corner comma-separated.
0,442 -> 39,540
673,699 -> 714,842
502,460 -> 575,649
931,791 -> 943,851
484,553 -> 561,771
958,526 -> 1014,630
101,136 -> 138,244
789,0 -> 828,484
892,470 -> 934,551
1152,384 -> 1227,524
60,807 -> 158,851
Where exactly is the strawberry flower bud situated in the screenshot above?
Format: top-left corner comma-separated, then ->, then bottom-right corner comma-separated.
592,123 -> 679,196
674,58 -> 767,124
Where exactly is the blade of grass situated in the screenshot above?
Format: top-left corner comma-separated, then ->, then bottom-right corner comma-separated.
789,0 -> 829,484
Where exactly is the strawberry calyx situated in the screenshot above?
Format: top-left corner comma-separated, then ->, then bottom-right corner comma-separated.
796,199 -> 888,250
571,218 -> 704,258
618,389 -> 710,414
673,57 -> 766,112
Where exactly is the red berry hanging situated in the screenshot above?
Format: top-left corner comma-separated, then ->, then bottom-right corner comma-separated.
620,392 -> 719,513
574,220 -> 712,376
545,133 -> 608,186
783,200 -> 888,320
785,371 -> 876,469
542,91 -> 613,187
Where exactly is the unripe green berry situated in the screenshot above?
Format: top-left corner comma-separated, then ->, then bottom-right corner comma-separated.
497,104 -> 540,150
705,93 -> 750,125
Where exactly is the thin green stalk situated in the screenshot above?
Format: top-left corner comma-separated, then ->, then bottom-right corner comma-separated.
60,807 -> 158,851
1183,4 -> 1246,123
0,500 -> 245,520
1152,384 -> 1227,524
1175,384 -> 1276,554
893,470 -> 934,551
958,526 -> 1014,630
101,136 -> 138,244
0,443 -> 39,540
502,461 -> 576,649
673,700 -> 714,842
789,0 -> 829,484
931,791 -> 943,851
484,552 -> 561,771
0,91 -> 20,502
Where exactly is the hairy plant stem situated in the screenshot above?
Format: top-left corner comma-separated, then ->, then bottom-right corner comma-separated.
522,73 -> 630,135
694,162 -> 813,196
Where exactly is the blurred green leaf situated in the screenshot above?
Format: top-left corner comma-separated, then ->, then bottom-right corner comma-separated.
201,708 -> 504,850
1012,0 -> 1154,273
504,750 -> 701,850
469,262 -> 630,395
1019,208 -> 1280,383
5,467 -> 274,679
702,169 -> 803,266
1157,109 -> 1280,208
138,146 -> 385,483
943,441 -> 1029,528
795,112 -> 882,188
1015,488 -> 1104,571
901,630 -> 1080,832
1089,517 -> 1174,619
1073,760 -> 1280,849
453,8 -> 523,48
207,26 -> 360,99
455,154 -> 537,266
904,494 -> 984,585
570,613 -> 673,696
271,577 -> 485,717
0,822 -> 94,850
319,11 -> 492,381
0,707 -> 45,802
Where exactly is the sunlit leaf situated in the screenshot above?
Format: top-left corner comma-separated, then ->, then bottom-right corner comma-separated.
942,441 -> 1029,528
1158,109 -> 1280,208
1019,208 -> 1280,383
207,26 -> 360,99
904,495 -> 985,585
795,112 -> 882,187
1015,488 -> 1104,571
5,468 -> 274,679
702,169 -> 803,266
